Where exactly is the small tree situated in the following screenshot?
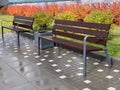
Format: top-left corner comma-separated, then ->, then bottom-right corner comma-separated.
34,11 -> 54,32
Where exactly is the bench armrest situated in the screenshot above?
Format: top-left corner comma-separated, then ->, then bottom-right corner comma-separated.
84,35 -> 106,40
83,35 -> 106,51
84,35 -> 95,41
83,35 -> 95,52
83,35 -> 91,47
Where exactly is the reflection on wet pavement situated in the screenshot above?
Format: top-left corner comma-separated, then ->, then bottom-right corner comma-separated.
0,33 -> 120,90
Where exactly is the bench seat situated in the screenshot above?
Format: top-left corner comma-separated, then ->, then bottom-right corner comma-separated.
40,36 -> 103,51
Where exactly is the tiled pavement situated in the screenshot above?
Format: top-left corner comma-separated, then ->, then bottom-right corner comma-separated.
0,32 -> 120,90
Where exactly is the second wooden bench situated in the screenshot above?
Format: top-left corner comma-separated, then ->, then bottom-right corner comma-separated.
1,16 -> 34,46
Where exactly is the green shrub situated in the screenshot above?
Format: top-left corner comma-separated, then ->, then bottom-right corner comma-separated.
55,11 -> 76,21
84,10 -> 113,24
33,11 -> 54,32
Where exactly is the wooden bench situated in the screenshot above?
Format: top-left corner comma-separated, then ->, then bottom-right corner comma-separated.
38,19 -> 112,78
1,16 -> 34,46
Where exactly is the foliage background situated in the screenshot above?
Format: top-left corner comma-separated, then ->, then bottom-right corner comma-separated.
0,2 -> 119,25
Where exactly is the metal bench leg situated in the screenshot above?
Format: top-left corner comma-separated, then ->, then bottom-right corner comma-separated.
83,45 -> 87,78
17,32 -> 20,46
83,36 -> 88,78
104,47 -> 112,68
1,26 -> 4,41
38,37 -> 40,55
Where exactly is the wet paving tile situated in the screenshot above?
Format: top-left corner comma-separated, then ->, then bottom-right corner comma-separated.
7,60 -> 33,68
0,84 -> 5,90
0,60 -> 12,71
2,76 -> 28,89
0,70 -> 28,88
0,33 -> 120,90
7,83 -> 39,90
15,64 -> 40,74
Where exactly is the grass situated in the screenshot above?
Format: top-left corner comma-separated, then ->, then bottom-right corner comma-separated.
0,14 -> 120,58
107,25 -> 120,57
0,14 -> 13,33
107,35 -> 120,57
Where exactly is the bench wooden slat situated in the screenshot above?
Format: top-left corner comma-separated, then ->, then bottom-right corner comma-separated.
14,19 -> 33,25
53,30 -> 106,45
53,25 -> 108,37
14,16 -> 34,21
55,19 -> 111,31
13,16 -> 34,30
13,23 -> 32,29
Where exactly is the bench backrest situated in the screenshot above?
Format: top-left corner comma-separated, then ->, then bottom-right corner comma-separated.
13,16 -> 34,31
53,19 -> 111,46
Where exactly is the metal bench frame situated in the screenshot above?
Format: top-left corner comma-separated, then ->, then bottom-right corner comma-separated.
38,19 -> 112,78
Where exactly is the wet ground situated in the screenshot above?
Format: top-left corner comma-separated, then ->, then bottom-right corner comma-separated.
0,32 -> 120,90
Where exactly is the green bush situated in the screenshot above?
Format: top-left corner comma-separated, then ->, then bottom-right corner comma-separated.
55,11 -> 76,21
33,11 -> 54,32
84,10 -> 113,24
